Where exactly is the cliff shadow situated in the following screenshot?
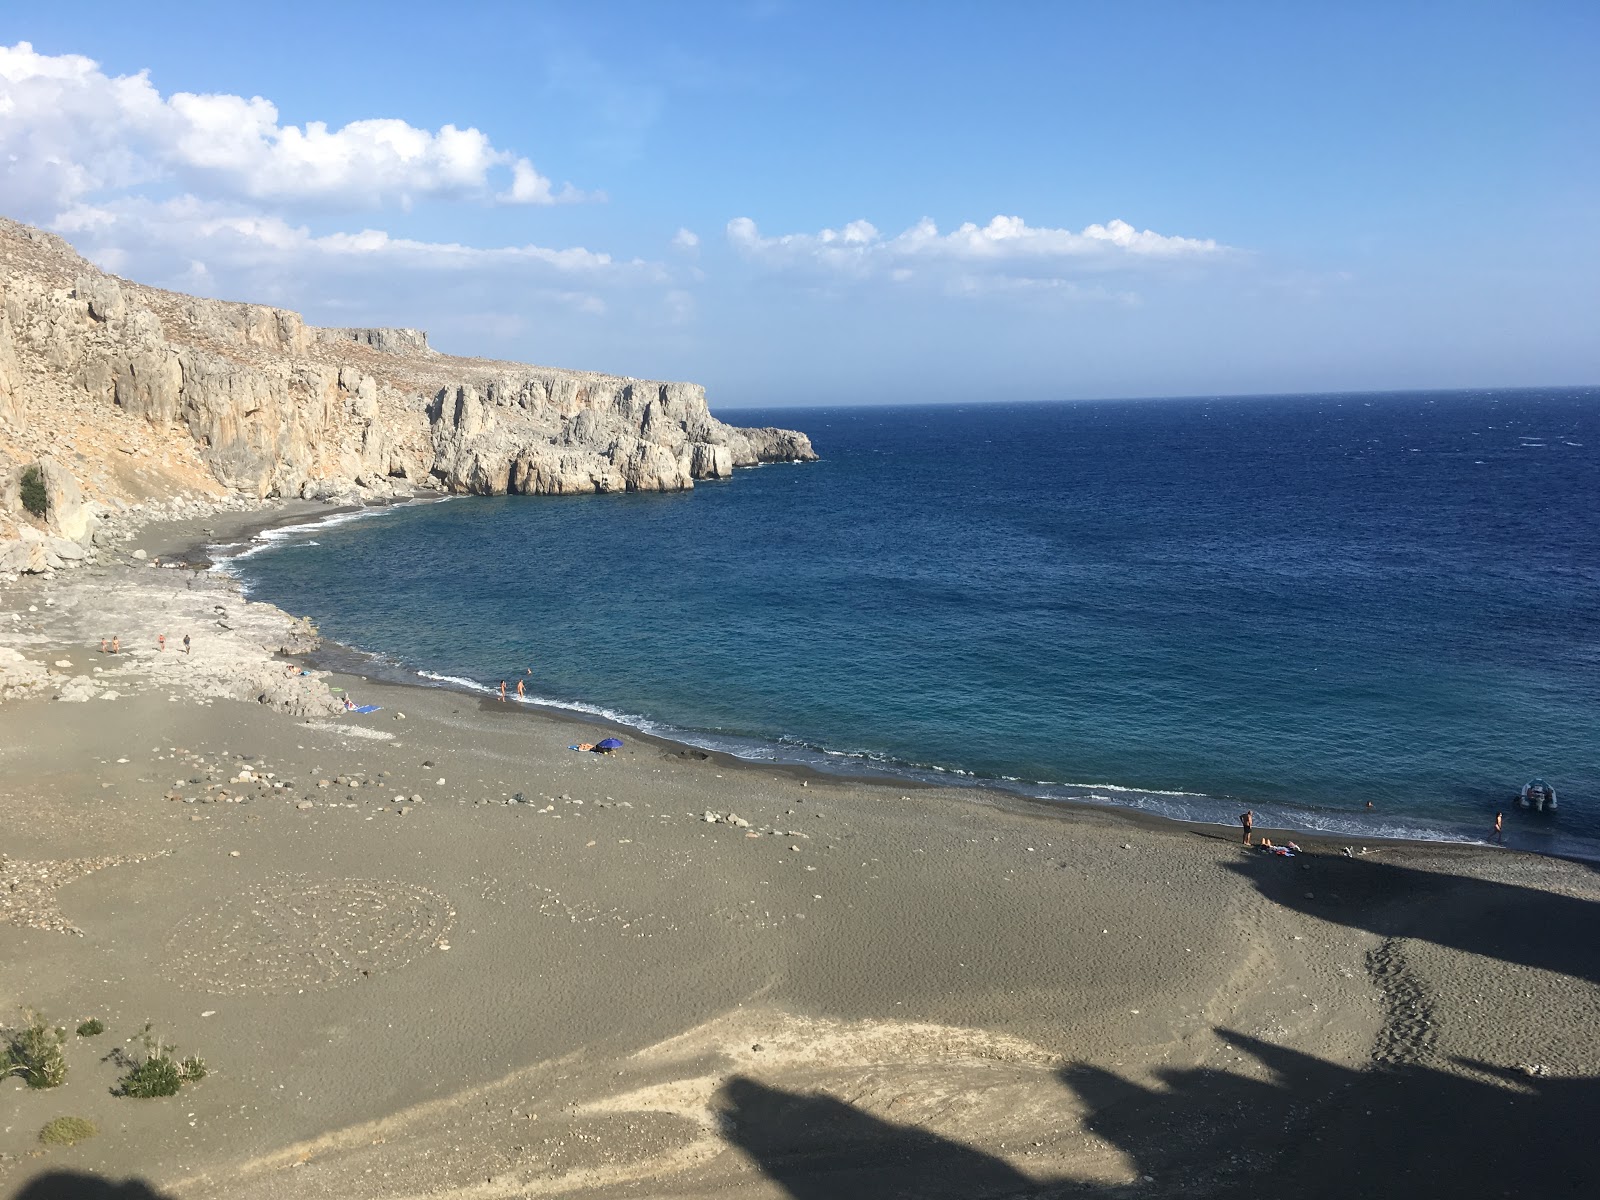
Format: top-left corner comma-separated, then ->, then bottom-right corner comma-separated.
1224,850 -> 1600,985
715,1034 -> 1600,1199
1061,1030 -> 1600,1198
10,1173 -> 175,1200
714,1075 -> 1041,1199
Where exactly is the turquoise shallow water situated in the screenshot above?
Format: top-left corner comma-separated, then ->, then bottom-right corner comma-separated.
225,389 -> 1600,856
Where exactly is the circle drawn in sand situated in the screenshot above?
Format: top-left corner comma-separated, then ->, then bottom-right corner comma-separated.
162,876 -> 455,995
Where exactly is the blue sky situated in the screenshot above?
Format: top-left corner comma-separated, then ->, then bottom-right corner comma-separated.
3,1 -> 1595,407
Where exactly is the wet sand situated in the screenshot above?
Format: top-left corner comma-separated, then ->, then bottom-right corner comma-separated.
3,519 -> 1599,1199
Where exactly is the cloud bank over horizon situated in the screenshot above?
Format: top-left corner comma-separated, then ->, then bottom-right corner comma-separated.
0,40 -> 1232,318
726,214 -> 1228,297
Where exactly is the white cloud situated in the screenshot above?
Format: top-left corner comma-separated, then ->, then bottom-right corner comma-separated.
672,227 -> 700,250
727,214 -> 1228,289
54,195 -> 651,279
0,40 -> 583,213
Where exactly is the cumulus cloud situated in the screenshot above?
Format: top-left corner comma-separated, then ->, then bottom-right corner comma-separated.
0,40 -> 583,213
671,227 -> 700,250
726,214 -> 1227,290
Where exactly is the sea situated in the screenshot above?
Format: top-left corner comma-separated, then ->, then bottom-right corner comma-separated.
222,388 -> 1600,858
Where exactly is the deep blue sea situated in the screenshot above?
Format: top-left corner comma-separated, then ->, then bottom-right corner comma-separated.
225,389 -> 1600,857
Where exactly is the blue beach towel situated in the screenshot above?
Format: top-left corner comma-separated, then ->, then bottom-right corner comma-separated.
351,704 -> 381,714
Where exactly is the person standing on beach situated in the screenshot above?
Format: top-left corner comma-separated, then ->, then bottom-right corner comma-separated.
100,638 -> 107,654
1240,810 -> 1255,845
499,681 -> 507,702
516,679 -> 525,699
158,634 -> 166,651
111,635 -> 120,655
182,634 -> 191,654
1493,812 -> 1504,843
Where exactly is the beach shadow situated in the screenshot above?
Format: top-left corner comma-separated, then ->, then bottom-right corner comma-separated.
715,1075 -> 1040,1199
1224,851 -> 1600,984
1060,1030 -> 1600,1198
718,1035 -> 1600,1199
11,1173 -> 174,1200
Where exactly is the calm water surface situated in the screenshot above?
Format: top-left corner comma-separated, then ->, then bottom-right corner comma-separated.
227,389 -> 1600,856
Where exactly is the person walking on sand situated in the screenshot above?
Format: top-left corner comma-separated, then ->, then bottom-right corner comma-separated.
182,633 -> 191,654
1493,811 -> 1504,844
158,633 -> 166,652
1240,810 -> 1255,845
516,679 -> 525,699
499,681 -> 507,702
100,637 -> 107,654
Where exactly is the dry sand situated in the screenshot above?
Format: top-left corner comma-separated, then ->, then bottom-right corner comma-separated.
3,521 -> 1599,1199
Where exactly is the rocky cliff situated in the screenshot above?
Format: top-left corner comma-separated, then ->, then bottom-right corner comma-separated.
0,216 -> 816,574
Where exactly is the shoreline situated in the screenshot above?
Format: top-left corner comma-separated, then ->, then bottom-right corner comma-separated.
3,507 -> 1598,1199
191,499 -> 1553,860
190,499 -> 1561,864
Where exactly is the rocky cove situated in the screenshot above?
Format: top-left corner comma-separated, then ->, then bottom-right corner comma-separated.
0,215 -> 816,577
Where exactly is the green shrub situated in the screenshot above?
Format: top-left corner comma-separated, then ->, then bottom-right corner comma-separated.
39,1116 -> 98,1147
119,1055 -> 182,1098
76,1018 -> 105,1038
3,1011 -> 67,1089
19,465 -> 48,519
113,1024 -> 207,1098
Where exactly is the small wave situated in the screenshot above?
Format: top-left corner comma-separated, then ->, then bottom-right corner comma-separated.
212,499 -> 438,575
1071,780 -> 1215,801
415,670 -> 495,695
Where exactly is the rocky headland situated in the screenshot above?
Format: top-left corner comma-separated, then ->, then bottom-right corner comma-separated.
0,215 -> 815,576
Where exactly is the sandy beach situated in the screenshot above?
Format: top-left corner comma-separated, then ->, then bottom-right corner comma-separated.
3,511 -> 1599,1200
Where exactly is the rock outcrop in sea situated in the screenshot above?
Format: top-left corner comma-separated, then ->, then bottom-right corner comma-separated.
0,216 -> 816,574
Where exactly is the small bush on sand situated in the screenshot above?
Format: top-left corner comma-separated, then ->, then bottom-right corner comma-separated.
19,465 -> 48,518
3,1011 -> 68,1089
76,1018 -> 105,1038
113,1024 -> 207,1098
39,1116 -> 98,1147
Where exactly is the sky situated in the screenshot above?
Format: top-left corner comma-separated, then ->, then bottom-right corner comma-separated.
2,1 -> 1596,408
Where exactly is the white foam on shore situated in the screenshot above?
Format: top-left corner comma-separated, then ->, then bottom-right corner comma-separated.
383,665 -> 1581,853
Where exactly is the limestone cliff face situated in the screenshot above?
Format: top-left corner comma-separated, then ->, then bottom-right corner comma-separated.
0,216 -> 815,570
